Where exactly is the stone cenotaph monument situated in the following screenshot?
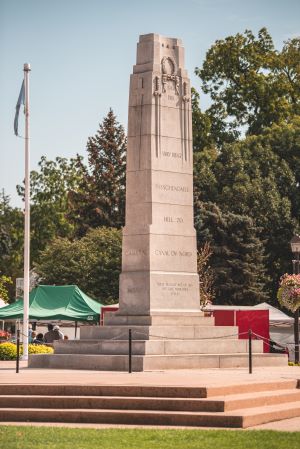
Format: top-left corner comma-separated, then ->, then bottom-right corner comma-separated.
30,34 -> 277,370
117,33 -> 200,319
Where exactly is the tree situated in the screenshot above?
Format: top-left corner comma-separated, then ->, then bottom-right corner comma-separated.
195,202 -> 269,305
35,227 -> 122,304
196,28 -> 300,136
192,88 -> 238,151
0,275 -> 13,303
259,116 -> 300,219
0,190 -> 23,300
68,109 -> 126,236
193,129 -> 297,304
17,156 -> 84,263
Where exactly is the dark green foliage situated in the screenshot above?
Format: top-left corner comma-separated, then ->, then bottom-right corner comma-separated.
68,109 -> 126,236
35,227 -> 122,304
195,202 -> 269,305
193,123 -> 298,304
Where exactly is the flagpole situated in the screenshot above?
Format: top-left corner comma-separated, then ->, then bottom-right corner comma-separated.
22,63 -> 31,361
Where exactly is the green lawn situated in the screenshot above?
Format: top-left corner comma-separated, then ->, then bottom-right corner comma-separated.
0,426 -> 299,449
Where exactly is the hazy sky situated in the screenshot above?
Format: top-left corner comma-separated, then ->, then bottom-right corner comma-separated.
1,0 -> 299,207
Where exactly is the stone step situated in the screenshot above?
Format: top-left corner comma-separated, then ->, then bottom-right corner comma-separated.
104,313 -> 214,326
1,380 -> 296,398
233,401 -> 300,428
215,388 -> 300,411
0,400 -> 299,427
28,352 -> 287,371
0,389 -> 299,412
53,338 -> 263,355
80,325 -> 238,340
142,353 -> 287,370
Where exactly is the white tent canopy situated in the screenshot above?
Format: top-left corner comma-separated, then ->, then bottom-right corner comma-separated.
253,302 -> 293,326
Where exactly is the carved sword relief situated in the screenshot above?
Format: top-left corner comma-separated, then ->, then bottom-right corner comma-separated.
139,77 -> 144,169
153,76 -> 161,158
182,82 -> 190,162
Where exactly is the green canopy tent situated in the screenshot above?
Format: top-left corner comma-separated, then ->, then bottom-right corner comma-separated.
0,285 -> 102,322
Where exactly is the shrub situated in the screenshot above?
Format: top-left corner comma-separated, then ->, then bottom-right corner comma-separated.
0,342 -> 17,360
0,343 -> 54,360
28,344 -> 53,355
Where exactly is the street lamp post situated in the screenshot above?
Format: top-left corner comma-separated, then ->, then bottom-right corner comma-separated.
290,235 -> 300,364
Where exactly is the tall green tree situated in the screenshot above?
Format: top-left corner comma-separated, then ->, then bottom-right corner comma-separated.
195,202 -> 269,305
258,116 -> 300,219
17,156 -> 84,263
195,28 -> 300,136
35,227 -> 122,304
192,88 -> 238,151
0,190 -> 23,300
193,125 -> 298,304
68,109 -> 126,236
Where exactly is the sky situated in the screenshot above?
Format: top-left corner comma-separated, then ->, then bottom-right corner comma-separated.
1,0 -> 299,207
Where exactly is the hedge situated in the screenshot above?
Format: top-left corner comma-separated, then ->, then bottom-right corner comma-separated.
0,343 -> 54,360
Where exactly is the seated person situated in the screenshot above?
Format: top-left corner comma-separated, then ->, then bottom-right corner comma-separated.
33,333 -> 44,345
44,324 -> 58,343
53,325 -> 64,340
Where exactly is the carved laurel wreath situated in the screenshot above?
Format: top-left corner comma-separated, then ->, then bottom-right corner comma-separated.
161,56 -> 176,75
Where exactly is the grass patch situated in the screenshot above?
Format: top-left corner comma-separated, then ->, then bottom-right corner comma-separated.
0,426 -> 299,449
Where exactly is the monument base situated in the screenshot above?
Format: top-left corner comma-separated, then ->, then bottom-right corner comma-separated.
28,313 -> 287,370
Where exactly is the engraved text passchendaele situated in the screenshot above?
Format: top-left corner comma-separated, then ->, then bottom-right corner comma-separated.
155,183 -> 188,192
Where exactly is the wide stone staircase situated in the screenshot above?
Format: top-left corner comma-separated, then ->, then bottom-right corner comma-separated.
0,380 -> 299,427
28,312 -> 287,370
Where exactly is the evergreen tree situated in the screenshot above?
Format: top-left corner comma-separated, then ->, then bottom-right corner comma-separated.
68,109 -> 126,236
193,124 -> 298,304
195,202 -> 269,305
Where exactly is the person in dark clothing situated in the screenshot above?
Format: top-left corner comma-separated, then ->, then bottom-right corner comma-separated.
44,323 -> 63,343
33,333 -> 44,345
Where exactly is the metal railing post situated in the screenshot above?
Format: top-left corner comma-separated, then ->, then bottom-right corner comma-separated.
248,329 -> 252,374
128,328 -> 132,373
16,329 -> 20,373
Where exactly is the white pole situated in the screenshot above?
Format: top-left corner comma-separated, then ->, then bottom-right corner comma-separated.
22,63 -> 31,361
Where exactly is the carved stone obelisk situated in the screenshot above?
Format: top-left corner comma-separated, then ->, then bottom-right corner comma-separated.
118,33 -> 200,317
